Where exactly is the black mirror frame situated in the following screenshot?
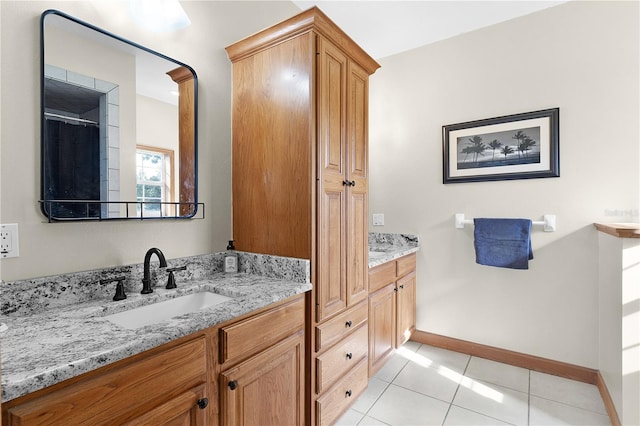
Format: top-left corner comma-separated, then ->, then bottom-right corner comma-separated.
39,9 -> 199,221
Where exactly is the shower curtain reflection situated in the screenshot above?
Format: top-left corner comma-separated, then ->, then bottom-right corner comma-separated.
44,119 -> 101,218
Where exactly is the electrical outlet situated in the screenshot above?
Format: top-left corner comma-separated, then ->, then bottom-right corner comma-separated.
372,213 -> 384,226
1,223 -> 19,259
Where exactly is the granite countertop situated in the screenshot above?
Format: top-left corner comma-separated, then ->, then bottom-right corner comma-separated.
1,233 -> 417,403
368,232 -> 420,268
1,272 -> 311,402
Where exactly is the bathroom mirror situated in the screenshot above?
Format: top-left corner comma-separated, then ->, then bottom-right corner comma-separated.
40,10 -> 198,220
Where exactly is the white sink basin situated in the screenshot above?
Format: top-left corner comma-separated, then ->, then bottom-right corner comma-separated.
104,291 -> 232,330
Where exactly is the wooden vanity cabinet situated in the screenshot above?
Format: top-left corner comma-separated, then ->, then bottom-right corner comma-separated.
368,253 -> 417,376
226,8 -> 379,425
218,295 -> 306,426
2,294 -> 308,426
4,336 -> 211,426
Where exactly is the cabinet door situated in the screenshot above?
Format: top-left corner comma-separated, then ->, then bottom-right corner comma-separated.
317,36 -> 348,323
368,283 -> 396,376
396,271 -> 416,347
345,60 -> 369,308
6,338 -> 207,425
220,332 -> 304,426
124,385 -> 207,426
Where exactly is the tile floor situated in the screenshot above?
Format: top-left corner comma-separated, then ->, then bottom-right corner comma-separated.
336,341 -> 611,426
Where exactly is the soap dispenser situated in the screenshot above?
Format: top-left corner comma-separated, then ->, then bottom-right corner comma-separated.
224,240 -> 238,273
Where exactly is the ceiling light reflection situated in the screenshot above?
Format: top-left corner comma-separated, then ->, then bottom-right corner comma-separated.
128,0 -> 191,32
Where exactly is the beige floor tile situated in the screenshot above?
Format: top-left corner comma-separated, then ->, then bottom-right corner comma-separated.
368,384 -> 450,425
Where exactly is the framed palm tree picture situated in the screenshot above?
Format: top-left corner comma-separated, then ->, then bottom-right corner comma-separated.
442,108 -> 559,183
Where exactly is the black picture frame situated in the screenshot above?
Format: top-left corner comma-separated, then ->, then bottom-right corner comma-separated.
443,108 -> 559,184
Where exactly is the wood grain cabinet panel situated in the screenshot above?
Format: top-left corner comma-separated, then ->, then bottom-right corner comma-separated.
225,7 -> 380,425
219,296 -> 305,365
397,255 -> 417,279
396,271 -> 416,348
368,253 -> 417,376
6,337 -> 207,426
315,358 -> 368,426
123,384 -> 206,426
368,283 -> 396,375
316,324 -> 368,393
220,332 -> 305,426
368,260 -> 396,293
219,295 -> 306,426
315,299 -> 368,352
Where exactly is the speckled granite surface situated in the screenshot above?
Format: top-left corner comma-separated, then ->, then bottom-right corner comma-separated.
0,235 -> 415,402
0,252 -> 311,402
368,232 -> 420,268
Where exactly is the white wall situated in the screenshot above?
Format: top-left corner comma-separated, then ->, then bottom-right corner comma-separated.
136,94 -> 179,201
598,233 -> 622,414
369,0 -> 639,368
0,1 -> 301,281
621,238 -> 640,425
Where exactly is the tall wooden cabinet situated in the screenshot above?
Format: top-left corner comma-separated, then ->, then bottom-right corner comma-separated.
226,7 -> 380,425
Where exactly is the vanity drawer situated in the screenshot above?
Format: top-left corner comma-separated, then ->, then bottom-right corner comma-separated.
315,300 -> 367,352
397,253 -> 416,278
315,358 -> 368,426
6,337 -> 206,425
316,324 -> 368,393
220,295 -> 305,364
368,260 -> 396,293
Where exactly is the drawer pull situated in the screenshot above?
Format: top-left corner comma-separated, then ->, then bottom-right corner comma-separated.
346,352 -> 353,360
345,320 -> 352,328
345,390 -> 352,397
197,398 -> 209,409
228,380 -> 238,390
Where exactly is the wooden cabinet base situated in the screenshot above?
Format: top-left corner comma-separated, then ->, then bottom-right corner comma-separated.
5,337 -> 208,426
220,332 -> 304,426
315,358 -> 368,426
2,294 -> 307,426
368,253 -> 417,377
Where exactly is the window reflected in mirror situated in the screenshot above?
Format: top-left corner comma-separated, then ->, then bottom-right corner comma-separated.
136,147 -> 174,217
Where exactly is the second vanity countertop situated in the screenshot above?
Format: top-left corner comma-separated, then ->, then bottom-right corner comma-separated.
1,272 -> 311,402
368,232 -> 420,268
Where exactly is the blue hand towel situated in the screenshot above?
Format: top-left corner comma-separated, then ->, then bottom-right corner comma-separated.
473,218 -> 533,270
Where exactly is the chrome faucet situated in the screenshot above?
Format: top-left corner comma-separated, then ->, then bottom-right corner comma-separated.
141,248 -> 167,294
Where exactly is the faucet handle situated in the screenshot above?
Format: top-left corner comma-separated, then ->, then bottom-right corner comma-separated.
166,265 -> 187,289
100,276 -> 127,301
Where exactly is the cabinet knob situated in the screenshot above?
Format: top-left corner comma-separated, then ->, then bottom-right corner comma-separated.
345,390 -> 353,397
228,380 -> 238,390
399,285 -> 404,289
346,352 -> 353,360
345,320 -> 352,328
342,180 -> 350,186
394,288 -> 398,292
350,180 -> 356,187
197,398 -> 209,409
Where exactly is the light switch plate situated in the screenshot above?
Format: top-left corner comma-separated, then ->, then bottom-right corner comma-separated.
1,223 -> 19,259
372,213 -> 384,226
